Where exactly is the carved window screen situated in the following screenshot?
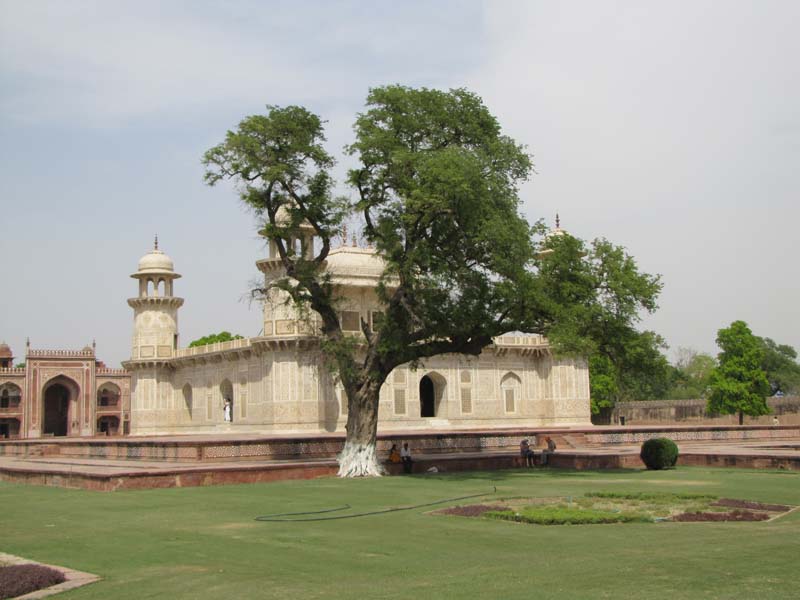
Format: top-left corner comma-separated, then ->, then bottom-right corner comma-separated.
504,389 -> 515,413
394,389 -> 406,415
460,388 -> 472,414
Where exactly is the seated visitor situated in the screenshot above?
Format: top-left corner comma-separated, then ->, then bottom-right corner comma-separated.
519,438 -> 535,467
388,444 -> 401,464
400,442 -> 413,474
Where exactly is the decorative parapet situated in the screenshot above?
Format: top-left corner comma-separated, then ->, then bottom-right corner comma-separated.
97,368 -> 130,376
27,349 -> 94,358
0,368 -> 25,375
492,335 -> 548,348
175,337 -> 253,358
166,333 -> 550,364
491,335 -> 550,356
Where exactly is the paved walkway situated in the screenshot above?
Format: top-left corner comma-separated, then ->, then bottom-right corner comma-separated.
1,438 -> 798,482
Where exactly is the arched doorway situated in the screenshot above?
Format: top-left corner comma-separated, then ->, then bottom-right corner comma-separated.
419,373 -> 446,418
43,383 -> 71,436
220,379 -> 233,423
500,372 -> 522,414
420,375 -> 435,417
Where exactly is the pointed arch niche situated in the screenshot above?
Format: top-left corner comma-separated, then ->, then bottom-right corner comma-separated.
500,372 -> 522,414
419,372 -> 447,418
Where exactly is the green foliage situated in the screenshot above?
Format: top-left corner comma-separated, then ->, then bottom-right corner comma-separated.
758,337 -> 800,395
707,321 -> 771,420
640,438 -> 679,470
486,505 -> 652,525
203,86 -> 663,465
347,86 -> 538,361
13,362 -> 25,369
588,354 -> 619,411
188,331 -> 244,348
667,348 -> 716,399
537,234 -> 665,412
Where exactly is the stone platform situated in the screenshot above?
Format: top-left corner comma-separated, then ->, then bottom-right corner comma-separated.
1,425 -> 798,491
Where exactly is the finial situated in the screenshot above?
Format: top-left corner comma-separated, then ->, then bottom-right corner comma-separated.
26,337 -> 30,349
92,339 -> 96,351
154,234 -> 159,250
352,234 -> 357,247
555,213 -> 560,229
341,224 -> 348,247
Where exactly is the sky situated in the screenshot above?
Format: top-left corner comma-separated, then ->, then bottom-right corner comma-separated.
1,0 -> 798,368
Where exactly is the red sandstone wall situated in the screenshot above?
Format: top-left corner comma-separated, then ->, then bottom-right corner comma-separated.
611,397 -> 800,426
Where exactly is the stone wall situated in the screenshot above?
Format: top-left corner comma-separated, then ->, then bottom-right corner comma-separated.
611,397 -> 800,426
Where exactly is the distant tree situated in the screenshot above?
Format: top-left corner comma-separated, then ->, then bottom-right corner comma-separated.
203,86 -> 661,476
14,362 -> 25,369
666,348 -> 716,400
707,321 -> 770,425
758,337 -> 800,396
538,234 -> 664,413
589,331 -> 671,412
188,331 -> 244,348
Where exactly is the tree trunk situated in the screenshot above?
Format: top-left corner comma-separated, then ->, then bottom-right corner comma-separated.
338,380 -> 384,477
738,410 -> 744,426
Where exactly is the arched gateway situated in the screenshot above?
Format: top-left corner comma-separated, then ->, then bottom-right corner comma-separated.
42,376 -> 79,437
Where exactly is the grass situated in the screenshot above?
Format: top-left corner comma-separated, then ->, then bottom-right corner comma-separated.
1,467 -> 799,599
483,491 -> 726,524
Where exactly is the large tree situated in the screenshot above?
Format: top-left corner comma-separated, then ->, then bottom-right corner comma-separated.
535,233 -> 664,412
203,86 -> 659,476
707,320 -> 771,425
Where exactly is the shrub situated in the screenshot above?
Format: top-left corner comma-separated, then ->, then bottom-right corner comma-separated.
640,438 -> 679,470
0,564 -> 66,600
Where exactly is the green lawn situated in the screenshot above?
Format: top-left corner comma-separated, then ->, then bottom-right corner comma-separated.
2,467 -> 799,599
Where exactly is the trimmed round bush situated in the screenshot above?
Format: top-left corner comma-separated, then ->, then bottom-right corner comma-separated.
640,438 -> 679,470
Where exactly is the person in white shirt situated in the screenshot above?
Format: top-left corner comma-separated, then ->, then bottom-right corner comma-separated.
400,442 -> 413,473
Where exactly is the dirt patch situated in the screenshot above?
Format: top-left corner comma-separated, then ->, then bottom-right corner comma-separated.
711,498 -> 790,512
436,504 -> 508,517
672,510 -> 769,522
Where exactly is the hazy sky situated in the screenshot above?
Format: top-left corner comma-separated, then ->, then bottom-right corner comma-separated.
1,0 -> 797,368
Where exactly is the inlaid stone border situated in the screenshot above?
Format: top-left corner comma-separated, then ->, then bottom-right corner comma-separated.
0,552 -> 100,599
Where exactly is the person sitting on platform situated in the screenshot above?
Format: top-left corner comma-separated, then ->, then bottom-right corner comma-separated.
388,444 -> 401,464
519,438 -> 535,467
542,436 -> 557,466
400,442 -> 413,474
